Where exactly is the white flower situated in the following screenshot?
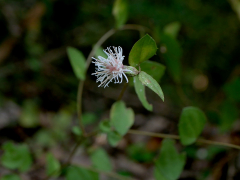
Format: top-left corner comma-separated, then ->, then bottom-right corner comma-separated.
92,46 -> 134,88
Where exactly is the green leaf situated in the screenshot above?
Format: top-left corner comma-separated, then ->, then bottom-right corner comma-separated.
129,34 -> 158,67
0,174 -> 21,180
72,126 -> 82,136
160,34 -> 182,83
107,130 -> 122,147
163,22 -> 181,39
82,113 -> 98,125
66,166 -> 98,180
112,0 -> 128,28
90,148 -> 112,172
110,101 -> 134,136
155,139 -> 186,180
99,120 -> 112,133
223,77 -> 240,102
94,46 -> 108,59
140,61 -> 166,82
219,100 -> 238,132
1,142 -> 32,172
179,107 -> 207,145
133,76 -> 152,111
138,71 -> 164,101
154,168 -> 168,180
67,47 -> 86,80
19,100 -> 39,128
46,153 -> 61,177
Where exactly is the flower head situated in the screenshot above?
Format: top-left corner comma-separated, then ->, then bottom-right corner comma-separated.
92,46 -> 137,88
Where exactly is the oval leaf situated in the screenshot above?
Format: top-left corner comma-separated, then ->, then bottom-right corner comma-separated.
160,34 -> 182,83
112,0 -> 128,28
67,47 -> 86,80
110,101 -> 134,136
1,174 -> 21,180
163,21 -> 181,39
138,71 -> 164,101
155,139 -> 186,180
66,166 -> 98,180
90,148 -> 112,172
140,61 -> 166,82
129,34 -> 157,67
133,76 -> 152,111
179,107 -> 207,145
46,153 -> 61,177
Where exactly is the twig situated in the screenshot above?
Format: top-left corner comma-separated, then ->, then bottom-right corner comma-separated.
77,80 -> 86,136
128,129 -> 240,150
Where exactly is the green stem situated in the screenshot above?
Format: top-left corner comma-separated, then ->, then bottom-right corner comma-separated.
128,129 -> 240,150
77,80 -> 86,136
117,82 -> 129,100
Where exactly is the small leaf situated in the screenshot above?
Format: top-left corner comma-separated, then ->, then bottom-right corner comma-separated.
140,61 -> 166,82
138,71 -> 164,101
90,148 -> 112,172
110,101 -> 134,136
99,120 -> 112,133
67,47 -> 86,80
1,142 -> 32,172
154,168 -> 168,180
107,130 -> 122,147
179,107 -> 207,145
66,166 -> 98,180
133,76 -> 152,111
155,139 -> 186,180
0,174 -> 21,180
160,34 -> 182,83
223,77 -> 240,102
46,153 -> 61,177
219,100 -> 238,132
163,22 -> 181,39
129,34 -> 158,67
112,0 -> 128,28
72,126 -> 82,136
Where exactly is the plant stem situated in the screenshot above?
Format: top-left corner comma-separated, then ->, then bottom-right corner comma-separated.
128,129 -> 240,150
117,82 -> 128,100
77,80 -> 86,136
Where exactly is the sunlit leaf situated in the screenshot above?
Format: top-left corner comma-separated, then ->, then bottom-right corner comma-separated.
140,61 -> 166,82
90,148 -> 112,172
110,101 -> 134,136
179,107 -> 207,145
129,34 -> 158,67
46,153 -> 61,177
138,71 -> 164,101
112,0 -> 128,28
160,34 -> 182,83
155,139 -> 186,180
163,21 -> 181,39
1,142 -> 32,172
66,166 -> 98,180
133,76 -> 152,111
67,47 -> 86,80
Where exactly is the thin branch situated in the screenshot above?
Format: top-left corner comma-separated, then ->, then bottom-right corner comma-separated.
128,129 -> 240,150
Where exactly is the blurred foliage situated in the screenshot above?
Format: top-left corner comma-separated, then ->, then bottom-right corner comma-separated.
0,0 -> 240,179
